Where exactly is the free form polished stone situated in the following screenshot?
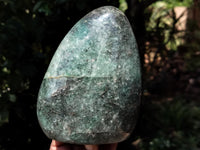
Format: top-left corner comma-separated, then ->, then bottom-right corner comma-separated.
37,6 -> 141,144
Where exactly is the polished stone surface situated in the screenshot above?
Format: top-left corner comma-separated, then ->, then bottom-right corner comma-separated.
37,6 -> 141,144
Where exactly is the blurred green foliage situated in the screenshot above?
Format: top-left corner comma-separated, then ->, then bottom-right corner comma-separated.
119,0 -> 128,12
138,99 -> 200,150
0,0 -> 200,150
161,0 -> 193,8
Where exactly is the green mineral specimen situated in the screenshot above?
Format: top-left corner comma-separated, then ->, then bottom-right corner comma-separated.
37,6 -> 141,144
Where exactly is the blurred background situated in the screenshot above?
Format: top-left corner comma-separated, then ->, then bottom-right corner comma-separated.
0,0 -> 200,149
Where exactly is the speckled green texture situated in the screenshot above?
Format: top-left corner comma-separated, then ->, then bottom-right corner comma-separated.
37,6 -> 141,144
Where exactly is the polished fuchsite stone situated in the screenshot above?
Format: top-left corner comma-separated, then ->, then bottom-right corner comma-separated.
37,6 -> 141,144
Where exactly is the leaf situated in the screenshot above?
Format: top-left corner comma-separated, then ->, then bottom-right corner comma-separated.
33,1 -> 52,16
33,1 -> 44,12
119,0 -> 128,12
9,94 -> 16,103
